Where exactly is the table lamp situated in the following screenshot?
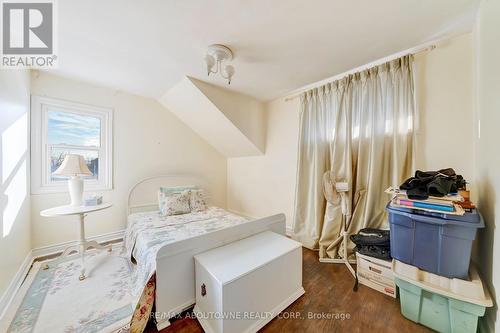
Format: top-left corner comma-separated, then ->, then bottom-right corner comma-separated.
52,154 -> 92,206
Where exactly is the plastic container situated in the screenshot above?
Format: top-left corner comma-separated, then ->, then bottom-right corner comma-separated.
393,260 -> 493,333
387,204 -> 484,279
393,260 -> 492,306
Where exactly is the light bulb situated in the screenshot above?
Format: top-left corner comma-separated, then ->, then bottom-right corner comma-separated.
224,65 -> 235,84
205,54 -> 215,75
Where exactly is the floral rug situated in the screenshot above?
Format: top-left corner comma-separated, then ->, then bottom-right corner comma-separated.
2,208 -> 249,333
2,248 -> 141,333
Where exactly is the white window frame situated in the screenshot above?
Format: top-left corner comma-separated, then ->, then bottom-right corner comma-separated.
31,96 -> 113,194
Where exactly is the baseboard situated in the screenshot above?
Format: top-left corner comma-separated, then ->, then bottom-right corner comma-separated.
0,229 -> 125,321
31,229 -> 125,259
319,258 -> 357,264
0,251 -> 34,321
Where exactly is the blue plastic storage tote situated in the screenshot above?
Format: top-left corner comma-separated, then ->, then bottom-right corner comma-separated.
387,204 -> 484,279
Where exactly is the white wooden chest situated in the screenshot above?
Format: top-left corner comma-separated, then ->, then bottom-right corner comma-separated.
193,231 -> 304,333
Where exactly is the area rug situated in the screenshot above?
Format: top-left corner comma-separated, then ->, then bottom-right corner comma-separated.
2,248 -> 138,333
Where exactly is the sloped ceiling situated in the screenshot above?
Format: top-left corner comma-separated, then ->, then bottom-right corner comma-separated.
49,0 -> 479,101
190,78 -> 265,153
159,77 -> 264,157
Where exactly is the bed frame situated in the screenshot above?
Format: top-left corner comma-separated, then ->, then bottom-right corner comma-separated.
127,175 -> 286,330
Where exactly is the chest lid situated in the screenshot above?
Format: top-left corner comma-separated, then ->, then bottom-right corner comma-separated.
194,231 -> 301,285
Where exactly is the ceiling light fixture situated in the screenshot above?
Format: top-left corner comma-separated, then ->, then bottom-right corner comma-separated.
204,44 -> 235,84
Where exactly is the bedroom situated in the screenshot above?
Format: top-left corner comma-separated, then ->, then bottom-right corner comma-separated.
0,0 -> 499,332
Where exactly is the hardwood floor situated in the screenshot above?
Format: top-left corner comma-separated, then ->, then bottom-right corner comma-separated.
145,248 -> 431,333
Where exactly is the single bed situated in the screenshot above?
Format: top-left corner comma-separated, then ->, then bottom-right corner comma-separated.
125,175 -> 286,330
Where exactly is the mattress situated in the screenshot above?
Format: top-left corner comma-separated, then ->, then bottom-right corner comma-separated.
123,207 -> 249,296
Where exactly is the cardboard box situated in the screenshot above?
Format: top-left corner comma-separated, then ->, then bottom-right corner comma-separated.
356,253 -> 396,298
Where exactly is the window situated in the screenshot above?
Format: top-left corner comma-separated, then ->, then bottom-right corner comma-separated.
31,96 -> 113,194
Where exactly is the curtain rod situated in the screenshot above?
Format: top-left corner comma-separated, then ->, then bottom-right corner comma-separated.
284,42 -> 437,102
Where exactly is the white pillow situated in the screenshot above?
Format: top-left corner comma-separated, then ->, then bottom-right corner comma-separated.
190,189 -> 208,212
158,190 -> 191,216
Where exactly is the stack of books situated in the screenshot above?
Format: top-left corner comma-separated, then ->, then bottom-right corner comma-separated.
84,194 -> 103,206
385,187 -> 465,216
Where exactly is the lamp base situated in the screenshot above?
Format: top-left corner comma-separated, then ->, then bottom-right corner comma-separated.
68,176 -> 84,206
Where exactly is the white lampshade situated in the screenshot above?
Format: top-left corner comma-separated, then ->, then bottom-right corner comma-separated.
53,154 -> 92,177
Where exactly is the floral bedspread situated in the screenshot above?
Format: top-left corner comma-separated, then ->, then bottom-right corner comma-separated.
3,208 -> 249,333
124,207 -> 249,332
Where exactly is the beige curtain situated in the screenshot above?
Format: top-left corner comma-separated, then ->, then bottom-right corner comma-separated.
292,56 -> 415,259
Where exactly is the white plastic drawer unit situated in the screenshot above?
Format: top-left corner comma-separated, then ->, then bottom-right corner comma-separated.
194,231 -> 305,333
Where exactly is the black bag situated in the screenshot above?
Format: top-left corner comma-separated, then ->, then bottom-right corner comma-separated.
350,228 -> 391,260
399,168 -> 466,200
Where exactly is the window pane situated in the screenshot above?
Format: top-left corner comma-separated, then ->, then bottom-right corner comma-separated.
47,110 -> 101,147
50,148 -> 99,181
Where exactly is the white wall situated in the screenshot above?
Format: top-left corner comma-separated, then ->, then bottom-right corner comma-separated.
227,97 -> 299,225
227,33 -> 475,230
0,70 -> 31,301
159,77 -> 264,157
190,78 -> 266,153
475,0 -> 500,331
414,33 -> 475,197
30,72 -> 227,248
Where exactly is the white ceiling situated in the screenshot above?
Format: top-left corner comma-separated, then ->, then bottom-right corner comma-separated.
52,0 -> 479,101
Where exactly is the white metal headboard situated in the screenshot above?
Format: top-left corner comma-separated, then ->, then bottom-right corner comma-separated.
127,174 -> 210,215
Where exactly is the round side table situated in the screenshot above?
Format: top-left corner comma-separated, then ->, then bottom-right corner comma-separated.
40,202 -> 113,281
